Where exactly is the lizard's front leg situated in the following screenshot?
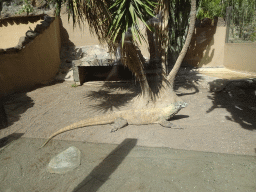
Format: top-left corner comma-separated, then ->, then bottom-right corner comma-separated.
159,120 -> 174,128
111,117 -> 128,132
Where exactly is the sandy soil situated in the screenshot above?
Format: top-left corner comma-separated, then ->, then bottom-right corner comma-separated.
1,74 -> 255,155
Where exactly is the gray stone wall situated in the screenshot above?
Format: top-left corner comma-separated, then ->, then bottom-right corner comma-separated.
0,0 -> 54,18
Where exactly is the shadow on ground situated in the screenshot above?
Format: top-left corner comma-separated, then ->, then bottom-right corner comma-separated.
73,138 -> 137,192
174,69 -> 201,96
0,80 -> 64,130
84,82 -> 140,112
0,133 -> 24,149
84,67 -> 203,112
207,79 -> 256,130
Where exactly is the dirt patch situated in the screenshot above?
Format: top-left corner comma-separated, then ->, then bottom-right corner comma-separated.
1,75 -> 255,155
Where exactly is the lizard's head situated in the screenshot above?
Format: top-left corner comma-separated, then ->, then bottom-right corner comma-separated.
175,101 -> 188,109
164,101 -> 187,120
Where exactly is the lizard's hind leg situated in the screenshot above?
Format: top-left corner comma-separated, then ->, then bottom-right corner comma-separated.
111,118 -> 128,132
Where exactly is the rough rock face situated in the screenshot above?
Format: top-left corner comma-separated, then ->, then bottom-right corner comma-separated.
0,1 -> 23,17
32,0 -> 47,8
0,0 -> 54,18
47,146 -> 81,174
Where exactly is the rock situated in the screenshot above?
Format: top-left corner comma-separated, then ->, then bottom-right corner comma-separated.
40,20 -> 50,27
79,45 -> 113,66
18,36 -> 30,47
209,79 -> 256,93
34,24 -> 44,33
47,146 -> 81,174
209,79 -> 229,92
26,31 -> 39,39
44,15 -> 53,23
72,48 -> 83,59
32,0 -> 47,8
18,36 -> 26,46
4,13 -> 10,18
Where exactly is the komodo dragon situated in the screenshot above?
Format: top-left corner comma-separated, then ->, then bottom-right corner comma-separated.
40,101 -> 187,148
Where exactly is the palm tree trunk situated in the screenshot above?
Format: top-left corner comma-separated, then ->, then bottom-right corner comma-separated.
132,0 -> 197,108
167,0 -> 197,86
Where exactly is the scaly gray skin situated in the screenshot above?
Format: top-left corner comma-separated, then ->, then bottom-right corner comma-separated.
40,101 -> 187,148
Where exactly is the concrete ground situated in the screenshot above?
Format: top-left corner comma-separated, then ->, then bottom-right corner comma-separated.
0,137 -> 255,192
0,70 -> 256,191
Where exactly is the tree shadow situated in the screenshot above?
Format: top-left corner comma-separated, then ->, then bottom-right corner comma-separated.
59,16 -> 75,47
0,133 -> 24,149
83,66 -> 204,113
207,79 -> 256,130
174,68 -> 202,96
0,80 -> 64,129
73,138 -> 137,192
0,93 -> 34,129
84,81 -> 140,113
183,18 -> 218,67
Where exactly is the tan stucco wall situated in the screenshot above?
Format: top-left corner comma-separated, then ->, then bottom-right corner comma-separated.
0,17 -> 61,96
59,12 -> 149,59
59,14 -> 256,74
60,13 -> 101,47
183,26 -> 226,68
0,19 -> 43,49
224,43 -> 256,74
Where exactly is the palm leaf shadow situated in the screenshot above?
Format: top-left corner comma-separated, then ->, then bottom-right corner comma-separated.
84,82 -> 140,113
207,79 -> 256,130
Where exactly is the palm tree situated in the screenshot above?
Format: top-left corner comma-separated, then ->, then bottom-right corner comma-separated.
54,0 -> 197,109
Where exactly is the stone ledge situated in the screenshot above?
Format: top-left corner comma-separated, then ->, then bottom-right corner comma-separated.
0,14 -> 55,55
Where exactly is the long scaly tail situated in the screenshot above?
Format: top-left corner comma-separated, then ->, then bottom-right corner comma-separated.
40,117 -> 115,148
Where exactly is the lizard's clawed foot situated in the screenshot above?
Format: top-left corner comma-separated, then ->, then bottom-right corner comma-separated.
159,120 -> 184,129
111,118 -> 128,132
159,120 -> 174,128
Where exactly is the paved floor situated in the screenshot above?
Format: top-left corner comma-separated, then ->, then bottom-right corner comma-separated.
0,137 -> 255,192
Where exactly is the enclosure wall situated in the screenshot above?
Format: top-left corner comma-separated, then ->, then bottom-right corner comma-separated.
224,43 -> 256,74
183,25 -> 226,68
0,17 -> 61,96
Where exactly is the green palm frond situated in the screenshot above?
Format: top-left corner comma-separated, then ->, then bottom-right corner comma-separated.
107,0 -> 156,46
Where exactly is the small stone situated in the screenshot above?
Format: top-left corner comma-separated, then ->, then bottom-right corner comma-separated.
34,0 -> 47,8
26,31 -> 38,39
18,36 -> 26,46
18,36 -> 31,46
47,146 -> 81,174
